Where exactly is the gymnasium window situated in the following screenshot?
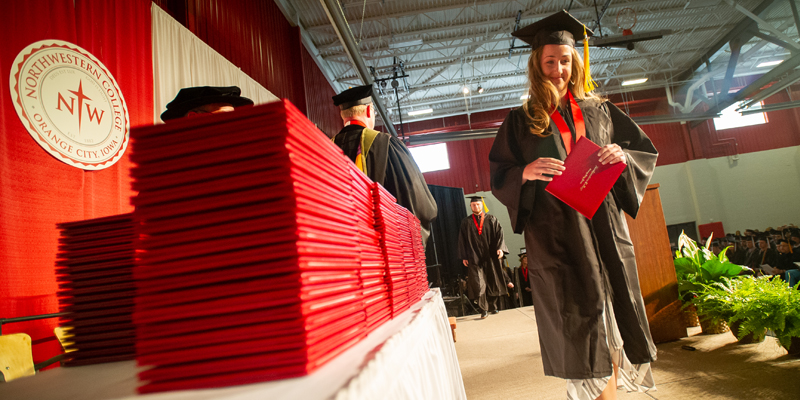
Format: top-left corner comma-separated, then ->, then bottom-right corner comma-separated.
409,143 -> 450,173
713,101 -> 767,131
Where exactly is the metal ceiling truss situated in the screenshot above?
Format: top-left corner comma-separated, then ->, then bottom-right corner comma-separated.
319,5 -> 722,61
683,0 -> 800,124
319,0 -> 398,137
282,0 -> 800,129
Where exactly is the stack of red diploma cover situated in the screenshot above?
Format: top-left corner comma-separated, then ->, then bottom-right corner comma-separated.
372,184 -> 412,316
55,213 -> 138,366
406,213 -> 429,301
349,164 -> 392,332
127,100 -> 427,393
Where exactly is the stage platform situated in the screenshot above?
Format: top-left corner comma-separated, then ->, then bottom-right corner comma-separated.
455,306 -> 800,399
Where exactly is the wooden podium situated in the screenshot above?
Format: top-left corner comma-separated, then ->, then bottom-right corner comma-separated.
625,184 -> 686,343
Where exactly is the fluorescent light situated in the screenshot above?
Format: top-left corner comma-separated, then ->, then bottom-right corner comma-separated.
520,94 -> 530,100
757,60 -> 783,68
408,108 -> 433,116
389,39 -> 423,49
622,78 -> 648,86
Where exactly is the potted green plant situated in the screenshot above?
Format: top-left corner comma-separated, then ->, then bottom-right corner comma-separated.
673,232 -> 750,334
698,276 -> 800,353
695,276 -> 800,348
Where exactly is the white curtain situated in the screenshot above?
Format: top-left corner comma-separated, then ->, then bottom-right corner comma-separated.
151,2 -> 279,123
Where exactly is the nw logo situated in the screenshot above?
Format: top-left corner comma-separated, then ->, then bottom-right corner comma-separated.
56,80 -> 104,134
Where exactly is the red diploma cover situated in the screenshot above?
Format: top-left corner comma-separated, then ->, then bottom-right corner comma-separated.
545,137 -> 626,219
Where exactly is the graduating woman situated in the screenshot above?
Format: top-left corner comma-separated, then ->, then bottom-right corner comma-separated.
489,10 -> 659,400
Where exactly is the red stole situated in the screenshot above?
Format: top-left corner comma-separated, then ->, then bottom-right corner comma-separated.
549,91 -> 585,155
472,213 -> 485,235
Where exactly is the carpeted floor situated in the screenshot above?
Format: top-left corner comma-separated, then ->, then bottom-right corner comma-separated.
454,306 -> 800,400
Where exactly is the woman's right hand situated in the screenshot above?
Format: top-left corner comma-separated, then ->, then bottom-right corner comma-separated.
522,158 -> 565,182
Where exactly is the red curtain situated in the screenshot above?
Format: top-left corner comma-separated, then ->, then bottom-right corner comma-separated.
0,0 -> 153,365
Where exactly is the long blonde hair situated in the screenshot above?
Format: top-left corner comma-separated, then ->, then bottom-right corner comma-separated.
521,46 -> 602,137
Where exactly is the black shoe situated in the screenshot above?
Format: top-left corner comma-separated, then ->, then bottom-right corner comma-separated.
491,310 -> 500,315
480,312 -> 488,319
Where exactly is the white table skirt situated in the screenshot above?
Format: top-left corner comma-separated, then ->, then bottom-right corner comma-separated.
0,289 -> 466,400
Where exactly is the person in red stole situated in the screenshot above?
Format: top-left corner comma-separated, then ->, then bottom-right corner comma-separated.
332,85 -> 438,244
458,196 -> 510,319
488,10 -> 658,400
515,249 -> 533,307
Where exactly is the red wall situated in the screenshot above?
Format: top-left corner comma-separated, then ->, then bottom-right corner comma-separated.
412,85 -> 800,195
302,49 -> 341,138
1,0 -> 153,365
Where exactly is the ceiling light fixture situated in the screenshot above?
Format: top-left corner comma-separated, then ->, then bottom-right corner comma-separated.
477,85 -> 484,94
621,78 -> 648,86
757,60 -> 783,68
462,86 -> 470,94
408,108 -> 433,116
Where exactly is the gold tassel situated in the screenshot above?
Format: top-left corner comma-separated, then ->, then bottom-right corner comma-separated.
481,196 -> 489,213
583,25 -> 597,93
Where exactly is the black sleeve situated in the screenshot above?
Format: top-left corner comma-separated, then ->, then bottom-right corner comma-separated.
382,136 -> 439,229
489,110 -> 537,234
606,102 -> 659,218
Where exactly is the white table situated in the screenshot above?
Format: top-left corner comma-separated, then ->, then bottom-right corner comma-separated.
0,289 -> 466,400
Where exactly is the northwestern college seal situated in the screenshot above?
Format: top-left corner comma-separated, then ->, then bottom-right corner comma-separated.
9,40 -> 130,170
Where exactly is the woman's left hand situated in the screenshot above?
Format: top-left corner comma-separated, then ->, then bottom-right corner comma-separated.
598,144 -> 627,165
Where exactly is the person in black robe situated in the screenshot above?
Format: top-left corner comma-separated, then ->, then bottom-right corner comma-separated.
488,10 -> 657,399
515,249 -> 534,307
160,86 -> 253,122
790,229 -> 800,253
500,261 -> 519,310
749,234 -> 779,272
331,85 -> 437,244
742,235 -> 759,267
457,196 -> 510,318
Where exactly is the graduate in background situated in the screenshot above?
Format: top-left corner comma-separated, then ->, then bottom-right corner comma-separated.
332,85 -> 437,244
488,10 -> 658,400
515,249 -> 534,307
457,196 -> 510,319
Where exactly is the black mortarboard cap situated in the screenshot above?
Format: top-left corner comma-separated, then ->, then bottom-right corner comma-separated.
466,196 -> 483,202
332,85 -> 374,110
161,86 -> 253,121
756,234 -> 769,242
518,248 -> 527,257
790,228 -> 800,237
511,10 -> 593,50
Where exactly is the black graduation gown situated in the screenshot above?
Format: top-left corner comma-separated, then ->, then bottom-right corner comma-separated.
333,125 -> 438,241
489,97 -> 658,379
457,213 -> 509,306
515,266 -> 534,307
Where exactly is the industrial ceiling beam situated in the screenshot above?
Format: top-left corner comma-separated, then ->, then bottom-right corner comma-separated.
319,0 -> 398,137
308,0 -> 708,32
694,49 -> 800,125
674,0 -> 778,83
315,3 -> 713,54
723,0 -> 800,49
738,68 -> 800,109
